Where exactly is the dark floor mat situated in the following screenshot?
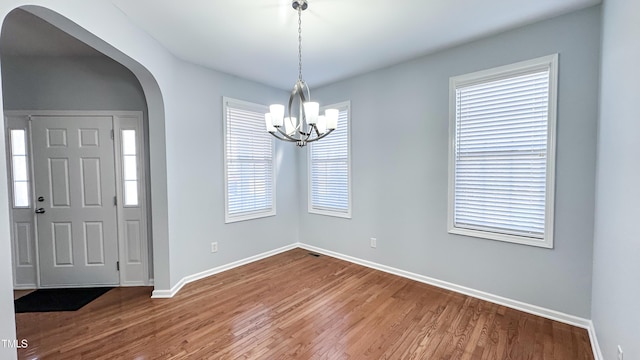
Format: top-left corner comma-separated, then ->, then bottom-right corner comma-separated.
14,287 -> 113,313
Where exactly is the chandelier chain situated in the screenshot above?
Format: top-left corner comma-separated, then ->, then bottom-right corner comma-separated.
298,6 -> 303,81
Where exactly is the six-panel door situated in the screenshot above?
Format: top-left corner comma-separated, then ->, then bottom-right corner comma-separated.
31,116 -> 119,286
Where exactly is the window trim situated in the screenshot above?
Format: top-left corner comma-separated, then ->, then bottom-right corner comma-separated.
307,101 -> 352,219
223,97 -> 276,223
447,54 -> 558,248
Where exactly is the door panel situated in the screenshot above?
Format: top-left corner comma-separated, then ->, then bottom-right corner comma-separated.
49,158 -> 71,207
81,158 -> 103,207
52,222 -> 73,266
125,220 -> 142,264
84,221 -> 105,265
5,115 -> 37,287
32,116 -> 119,286
15,222 -> 33,266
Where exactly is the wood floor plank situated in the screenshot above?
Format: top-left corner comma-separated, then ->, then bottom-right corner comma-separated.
15,248 -> 593,359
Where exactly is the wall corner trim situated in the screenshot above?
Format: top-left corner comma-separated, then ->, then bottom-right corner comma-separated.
587,320 -> 604,360
150,243 -> 298,299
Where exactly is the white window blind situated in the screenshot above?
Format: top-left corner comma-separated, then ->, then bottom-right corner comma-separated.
224,97 -> 275,223
308,101 -> 351,218
448,55 -> 557,248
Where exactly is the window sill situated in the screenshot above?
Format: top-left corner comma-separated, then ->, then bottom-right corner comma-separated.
225,210 -> 276,224
448,226 -> 553,249
308,208 -> 351,219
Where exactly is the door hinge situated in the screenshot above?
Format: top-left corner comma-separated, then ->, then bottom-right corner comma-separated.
117,261 -> 120,271
111,129 -> 114,140
114,196 -> 117,206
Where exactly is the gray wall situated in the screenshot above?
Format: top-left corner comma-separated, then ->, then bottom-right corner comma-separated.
592,0 -> 640,359
162,59 -> 295,284
1,55 -> 146,112
298,6 -> 600,318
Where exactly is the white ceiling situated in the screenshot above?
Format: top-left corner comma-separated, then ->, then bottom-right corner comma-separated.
3,1 -> 600,90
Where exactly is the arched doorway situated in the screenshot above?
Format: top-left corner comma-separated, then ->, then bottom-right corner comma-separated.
2,8 -> 154,288
0,4 -> 170,357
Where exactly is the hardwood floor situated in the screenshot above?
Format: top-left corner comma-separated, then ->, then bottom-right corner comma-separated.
16,248 -> 593,359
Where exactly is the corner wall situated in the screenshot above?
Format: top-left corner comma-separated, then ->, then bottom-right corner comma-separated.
164,59 -> 293,284
299,6 -> 601,318
591,0 -> 640,359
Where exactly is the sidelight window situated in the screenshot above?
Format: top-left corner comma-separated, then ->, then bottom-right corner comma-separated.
121,129 -> 139,206
10,129 -> 30,208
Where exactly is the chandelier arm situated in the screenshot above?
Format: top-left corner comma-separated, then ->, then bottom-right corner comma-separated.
288,81 -> 310,136
269,131 -> 296,143
274,126 -> 301,142
296,85 -> 314,142
287,84 -> 300,134
296,80 -> 313,143
305,128 -> 335,143
287,84 -> 297,119
299,80 -> 312,105
300,80 -> 320,142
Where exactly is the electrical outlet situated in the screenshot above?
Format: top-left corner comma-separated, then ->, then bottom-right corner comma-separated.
370,237 -> 377,248
618,345 -> 623,360
211,242 -> 218,253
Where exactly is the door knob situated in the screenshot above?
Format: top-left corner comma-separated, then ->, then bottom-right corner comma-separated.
35,208 -> 45,214
37,196 -> 45,202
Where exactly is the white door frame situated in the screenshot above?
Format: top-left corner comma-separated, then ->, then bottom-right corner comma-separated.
4,110 -> 151,288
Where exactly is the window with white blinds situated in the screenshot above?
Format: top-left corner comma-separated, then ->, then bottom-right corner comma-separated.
223,97 -> 275,223
448,55 -> 558,248
308,101 -> 351,218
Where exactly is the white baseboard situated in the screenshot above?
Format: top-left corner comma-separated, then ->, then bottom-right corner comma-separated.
120,281 -> 149,287
151,244 -> 297,298
150,287 -> 174,298
587,320 -> 604,360
299,243 -> 593,329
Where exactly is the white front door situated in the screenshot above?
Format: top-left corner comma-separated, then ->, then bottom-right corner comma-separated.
31,116 -> 119,286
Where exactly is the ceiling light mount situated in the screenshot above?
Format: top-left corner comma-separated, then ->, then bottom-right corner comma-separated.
265,0 -> 338,147
292,0 -> 308,11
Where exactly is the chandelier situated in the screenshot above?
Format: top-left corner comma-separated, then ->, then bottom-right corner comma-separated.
264,0 -> 338,147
